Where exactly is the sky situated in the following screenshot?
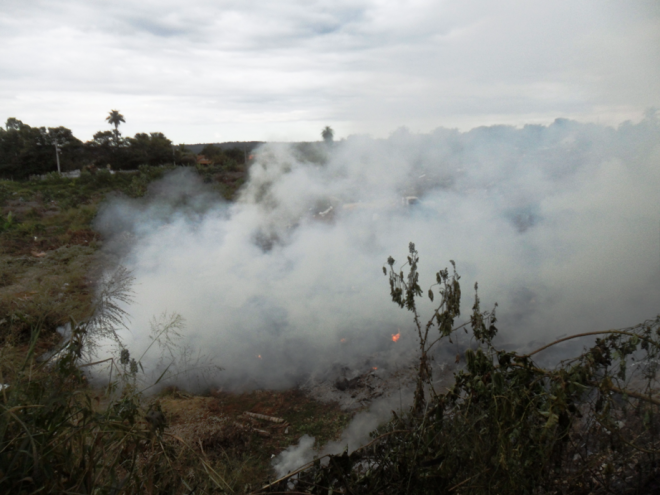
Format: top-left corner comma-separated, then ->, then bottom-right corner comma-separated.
1,0 -> 659,144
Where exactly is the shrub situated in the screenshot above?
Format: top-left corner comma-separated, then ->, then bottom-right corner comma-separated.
0,268 -> 227,494
262,243 -> 660,494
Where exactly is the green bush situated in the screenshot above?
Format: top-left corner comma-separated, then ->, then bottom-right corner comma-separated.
126,165 -> 174,197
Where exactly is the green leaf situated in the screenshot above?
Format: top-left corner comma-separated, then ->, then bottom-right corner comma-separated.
544,413 -> 559,429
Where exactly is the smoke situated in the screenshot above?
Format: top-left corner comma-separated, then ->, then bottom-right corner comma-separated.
272,434 -> 316,477
272,390 -> 414,478
93,113 -> 660,390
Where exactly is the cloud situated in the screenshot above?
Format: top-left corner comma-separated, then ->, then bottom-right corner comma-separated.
1,1 -> 658,142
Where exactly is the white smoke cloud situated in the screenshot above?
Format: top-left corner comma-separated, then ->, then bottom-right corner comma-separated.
93,113 -> 660,390
272,390 -> 414,478
272,434 -> 316,478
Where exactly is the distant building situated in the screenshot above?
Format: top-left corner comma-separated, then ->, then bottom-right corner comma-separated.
196,155 -> 213,166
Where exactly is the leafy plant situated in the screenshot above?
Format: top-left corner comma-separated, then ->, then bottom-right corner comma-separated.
127,165 -> 173,197
261,243 -> 660,494
0,267 -> 227,494
1,211 -> 15,232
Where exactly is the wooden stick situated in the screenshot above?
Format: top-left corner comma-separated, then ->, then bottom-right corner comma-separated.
244,411 -> 285,423
234,422 -> 271,438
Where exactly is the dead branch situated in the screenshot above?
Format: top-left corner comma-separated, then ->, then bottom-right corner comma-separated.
234,421 -> 270,438
523,329 -> 657,358
79,357 -> 115,368
244,411 -> 285,423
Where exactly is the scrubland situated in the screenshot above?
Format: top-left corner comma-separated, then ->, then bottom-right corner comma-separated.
2,166 -> 660,494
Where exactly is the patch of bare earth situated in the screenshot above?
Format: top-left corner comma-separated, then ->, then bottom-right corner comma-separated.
153,388 -> 351,485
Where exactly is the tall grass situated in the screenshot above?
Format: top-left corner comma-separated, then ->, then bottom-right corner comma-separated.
0,267 -> 227,494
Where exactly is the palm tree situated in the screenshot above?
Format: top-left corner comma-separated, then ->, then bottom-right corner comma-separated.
106,110 -> 125,146
321,126 -> 334,145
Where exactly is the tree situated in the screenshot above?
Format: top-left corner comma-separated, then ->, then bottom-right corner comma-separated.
106,110 -> 125,147
321,126 -> 334,145
5,118 -> 24,131
85,131 -> 115,167
90,130 -> 115,148
125,132 -> 173,168
176,144 -> 197,166
0,119 -> 82,178
44,126 -> 84,173
200,144 -> 224,163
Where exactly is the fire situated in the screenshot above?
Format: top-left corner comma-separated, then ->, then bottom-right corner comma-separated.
257,354 -> 262,359
340,338 -> 346,343
392,332 -> 400,342
373,366 -> 378,370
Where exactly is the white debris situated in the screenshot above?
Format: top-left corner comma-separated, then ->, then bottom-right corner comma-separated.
318,206 -> 333,217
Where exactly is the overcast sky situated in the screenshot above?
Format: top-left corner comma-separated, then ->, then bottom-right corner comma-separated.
1,0 -> 658,144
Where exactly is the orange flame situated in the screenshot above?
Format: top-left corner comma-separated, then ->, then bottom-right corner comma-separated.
392,333 -> 400,342
373,366 -> 378,370
340,338 -> 347,343
257,354 -> 262,359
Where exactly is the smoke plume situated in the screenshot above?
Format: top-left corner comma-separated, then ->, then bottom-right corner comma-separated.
93,114 -> 660,390
272,390 -> 414,477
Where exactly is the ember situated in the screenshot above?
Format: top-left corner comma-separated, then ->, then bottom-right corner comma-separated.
392,333 -> 400,342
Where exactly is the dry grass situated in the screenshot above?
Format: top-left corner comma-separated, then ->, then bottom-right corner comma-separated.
153,388 -> 351,490
0,171 -> 354,493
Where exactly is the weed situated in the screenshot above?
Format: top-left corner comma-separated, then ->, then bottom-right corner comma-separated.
0,212 -> 16,232
0,267 -> 227,494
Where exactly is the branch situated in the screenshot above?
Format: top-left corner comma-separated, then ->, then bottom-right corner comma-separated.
508,363 -> 660,407
427,321 -> 470,350
79,357 -> 115,368
606,383 -> 660,407
523,329 -> 657,358
448,469 -> 489,492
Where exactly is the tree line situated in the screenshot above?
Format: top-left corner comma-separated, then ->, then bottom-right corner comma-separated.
0,111 -> 197,180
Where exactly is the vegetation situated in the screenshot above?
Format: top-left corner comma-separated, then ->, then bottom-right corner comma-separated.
0,172 -> 134,348
0,263 -> 352,493
106,110 -> 126,148
199,144 -> 245,167
0,118 -> 84,179
321,126 -> 334,145
0,162 -> 343,493
261,244 -> 660,494
0,161 -> 250,353
0,114 -> 192,178
3,150 -> 660,492
0,269 -> 229,494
